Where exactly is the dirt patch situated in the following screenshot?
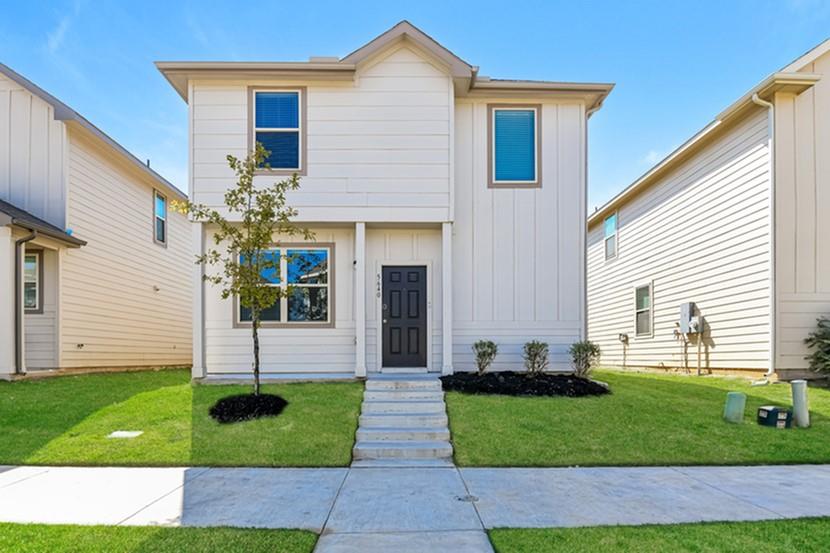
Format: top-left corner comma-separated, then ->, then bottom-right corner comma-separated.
440,372 -> 610,397
209,393 -> 288,423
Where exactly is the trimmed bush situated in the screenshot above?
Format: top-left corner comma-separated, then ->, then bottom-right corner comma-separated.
472,340 -> 498,375
570,340 -> 601,378
523,340 -> 549,375
804,317 -> 830,376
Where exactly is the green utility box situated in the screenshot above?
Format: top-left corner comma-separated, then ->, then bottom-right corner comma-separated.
757,406 -> 793,429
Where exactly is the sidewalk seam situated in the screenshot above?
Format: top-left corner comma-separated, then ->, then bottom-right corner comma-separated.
115,467 -> 213,526
455,467 -> 487,531
668,467 -> 787,519
316,467 -> 351,538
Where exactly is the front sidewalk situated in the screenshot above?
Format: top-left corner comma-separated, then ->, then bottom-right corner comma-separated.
2,464 -> 829,552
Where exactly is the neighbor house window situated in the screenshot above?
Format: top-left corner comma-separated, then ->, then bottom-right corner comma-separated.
24,252 -> 41,312
154,190 -> 167,245
238,246 -> 331,325
635,283 -> 653,337
489,105 -> 541,187
252,89 -> 304,172
604,212 -> 618,260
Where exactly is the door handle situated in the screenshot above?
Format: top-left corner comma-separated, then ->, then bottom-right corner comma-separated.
383,319 -> 388,324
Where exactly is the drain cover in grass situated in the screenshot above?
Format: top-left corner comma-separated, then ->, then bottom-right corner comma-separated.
107,431 -> 144,439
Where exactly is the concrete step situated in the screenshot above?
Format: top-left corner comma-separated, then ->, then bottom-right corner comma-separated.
380,368 -> 428,374
365,377 -> 442,392
361,400 -> 445,414
363,390 -> 444,401
359,412 -> 448,428
356,426 -> 451,442
351,458 -> 455,468
353,440 -> 453,460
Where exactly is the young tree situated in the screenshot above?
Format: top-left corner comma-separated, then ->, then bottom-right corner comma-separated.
175,143 -> 313,395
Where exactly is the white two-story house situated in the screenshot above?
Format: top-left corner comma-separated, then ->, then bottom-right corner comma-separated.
158,21 -> 612,379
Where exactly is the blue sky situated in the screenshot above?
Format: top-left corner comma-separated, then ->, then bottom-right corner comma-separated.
2,1 -> 828,208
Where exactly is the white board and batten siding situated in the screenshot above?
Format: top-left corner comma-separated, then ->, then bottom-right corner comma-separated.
774,50 -> 830,371
454,100 -> 586,372
60,130 -> 192,368
0,73 -> 66,227
587,109 -> 772,371
191,45 -> 451,222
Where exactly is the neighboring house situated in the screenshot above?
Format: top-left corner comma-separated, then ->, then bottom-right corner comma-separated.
587,40 -> 829,379
0,63 -> 192,378
157,21 -> 612,379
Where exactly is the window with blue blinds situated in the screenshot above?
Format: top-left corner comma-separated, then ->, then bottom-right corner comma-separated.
493,109 -> 537,183
254,91 -> 301,170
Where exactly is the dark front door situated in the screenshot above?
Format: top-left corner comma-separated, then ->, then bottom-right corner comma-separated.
382,266 -> 427,368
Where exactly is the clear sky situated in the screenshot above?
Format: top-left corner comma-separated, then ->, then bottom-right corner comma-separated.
1,1 -> 828,208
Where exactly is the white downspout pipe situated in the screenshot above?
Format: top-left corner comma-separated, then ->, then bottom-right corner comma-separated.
752,93 -> 776,381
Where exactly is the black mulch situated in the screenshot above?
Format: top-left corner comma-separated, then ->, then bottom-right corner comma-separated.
209,393 -> 288,424
440,371 -> 610,397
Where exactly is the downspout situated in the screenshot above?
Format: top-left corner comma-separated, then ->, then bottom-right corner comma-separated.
583,102 -> 602,342
14,229 -> 37,375
752,93 -> 776,381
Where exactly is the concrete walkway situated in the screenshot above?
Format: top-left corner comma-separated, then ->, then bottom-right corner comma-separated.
2,464 -> 830,552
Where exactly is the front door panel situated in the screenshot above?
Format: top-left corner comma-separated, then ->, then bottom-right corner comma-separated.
382,266 -> 427,368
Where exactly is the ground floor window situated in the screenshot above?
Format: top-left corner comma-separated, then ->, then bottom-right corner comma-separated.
24,251 -> 41,312
635,282 -> 652,337
237,245 -> 331,326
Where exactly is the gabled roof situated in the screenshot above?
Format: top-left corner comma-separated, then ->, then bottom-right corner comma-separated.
587,58 -> 822,228
781,37 -> 830,72
0,63 -> 186,201
156,20 -> 613,111
0,199 -> 86,247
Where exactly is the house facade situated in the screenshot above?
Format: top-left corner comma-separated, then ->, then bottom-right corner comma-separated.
0,63 -> 192,378
158,21 -> 612,379
587,41 -> 829,379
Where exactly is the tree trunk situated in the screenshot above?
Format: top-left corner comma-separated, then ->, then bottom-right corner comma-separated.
252,314 -> 261,396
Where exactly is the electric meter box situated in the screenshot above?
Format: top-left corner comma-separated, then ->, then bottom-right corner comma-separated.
679,302 -> 696,334
757,405 -> 793,429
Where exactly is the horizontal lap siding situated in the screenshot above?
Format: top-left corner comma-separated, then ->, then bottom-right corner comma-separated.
775,51 -> 830,369
587,109 -> 772,371
453,101 -> 585,372
191,45 -> 451,222
61,133 -> 192,368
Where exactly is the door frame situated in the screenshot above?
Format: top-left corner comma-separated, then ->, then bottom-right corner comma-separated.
375,260 -> 433,372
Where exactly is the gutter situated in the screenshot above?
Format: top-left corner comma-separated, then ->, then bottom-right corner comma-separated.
14,229 -> 37,375
583,103 -> 603,342
751,93 -> 776,381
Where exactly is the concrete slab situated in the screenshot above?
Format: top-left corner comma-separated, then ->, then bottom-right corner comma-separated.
675,465 -> 830,518
315,530 -> 493,553
123,468 -> 347,532
0,467 -> 203,525
461,467 -> 781,529
324,468 -> 482,533
0,466 -> 50,489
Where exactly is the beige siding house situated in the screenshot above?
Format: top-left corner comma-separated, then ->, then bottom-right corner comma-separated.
0,63 -> 191,378
587,41 -> 829,379
158,21 -> 612,379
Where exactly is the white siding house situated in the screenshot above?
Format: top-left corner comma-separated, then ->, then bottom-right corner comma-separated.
0,63 -> 192,378
158,21 -> 612,379
587,41 -> 829,379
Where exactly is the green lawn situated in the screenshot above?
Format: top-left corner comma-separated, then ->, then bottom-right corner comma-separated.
488,518 -> 830,552
0,370 -> 362,467
447,369 -> 830,466
0,523 -> 316,553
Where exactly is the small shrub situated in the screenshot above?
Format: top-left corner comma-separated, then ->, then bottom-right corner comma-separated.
804,317 -> 830,375
570,340 -> 601,378
472,340 -> 498,375
523,340 -> 549,376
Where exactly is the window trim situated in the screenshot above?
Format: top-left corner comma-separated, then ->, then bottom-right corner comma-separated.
487,104 -> 542,188
249,87 -> 308,176
634,281 -> 653,339
153,189 -> 168,247
24,250 -> 43,314
233,243 -> 335,329
604,211 -> 618,261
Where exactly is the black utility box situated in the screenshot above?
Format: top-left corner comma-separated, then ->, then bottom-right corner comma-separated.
757,406 -> 793,429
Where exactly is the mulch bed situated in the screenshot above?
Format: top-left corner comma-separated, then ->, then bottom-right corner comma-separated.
209,393 -> 288,423
440,372 -> 610,397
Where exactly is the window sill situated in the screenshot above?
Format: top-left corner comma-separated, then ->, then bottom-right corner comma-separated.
234,321 -> 335,329
254,168 -> 306,177
488,180 -> 541,189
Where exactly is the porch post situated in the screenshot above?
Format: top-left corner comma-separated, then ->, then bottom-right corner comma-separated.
442,222 -> 454,375
354,222 -> 367,377
191,222 -> 205,379
0,227 -> 14,378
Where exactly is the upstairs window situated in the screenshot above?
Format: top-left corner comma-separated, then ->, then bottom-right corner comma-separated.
635,283 -> 653,338
489,105 -> 540,187
24,252 -> 41,312
253,90 -> 303,172
604,213 -> 618,260
154,190 -> 167,246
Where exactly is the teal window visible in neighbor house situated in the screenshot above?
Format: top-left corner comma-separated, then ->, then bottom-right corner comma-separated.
254,91 -> 301,170
604,212 -> 618,260
153,190 -> 167,245
24,252 -> 40,311
635,283 -> 652,337
493,108 -> 537,184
